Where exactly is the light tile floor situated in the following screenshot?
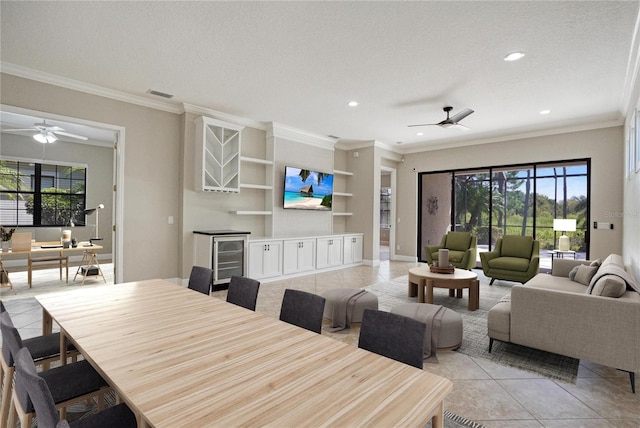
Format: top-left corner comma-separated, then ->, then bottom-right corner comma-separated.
1,261 -> 638,427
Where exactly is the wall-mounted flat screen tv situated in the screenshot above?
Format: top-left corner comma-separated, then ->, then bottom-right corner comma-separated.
283,166 -> 333,211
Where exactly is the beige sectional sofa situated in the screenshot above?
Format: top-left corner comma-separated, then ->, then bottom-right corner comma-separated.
488,254 -> 640,393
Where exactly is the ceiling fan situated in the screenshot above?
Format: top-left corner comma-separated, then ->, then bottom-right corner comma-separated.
1,120 -> 88,143
408,106 -> 474,130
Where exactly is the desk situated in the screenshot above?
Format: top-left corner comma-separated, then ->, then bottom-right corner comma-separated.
36,280 -> 453,428
0,244 -> 103,290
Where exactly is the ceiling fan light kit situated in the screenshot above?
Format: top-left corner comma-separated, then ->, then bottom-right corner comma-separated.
33,131 -> 58,144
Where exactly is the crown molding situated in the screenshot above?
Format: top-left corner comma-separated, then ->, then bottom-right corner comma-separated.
182,103 -> 266,130
267,122 -> 337,150
1,62 -> 182,114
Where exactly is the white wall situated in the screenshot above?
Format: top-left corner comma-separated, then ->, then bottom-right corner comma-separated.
397,126 -> 625,261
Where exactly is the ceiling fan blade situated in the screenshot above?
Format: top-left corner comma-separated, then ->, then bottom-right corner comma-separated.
1,128 -> 38,133
53,130 -> 88,141
449,108 -> 474,123
407,123 -> 437,127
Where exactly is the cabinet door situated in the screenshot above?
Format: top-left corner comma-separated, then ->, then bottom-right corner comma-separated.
328,237 -> 343,267
343,235 -> 363,264
297,239 -> 316,272
248,241 -> 282,279
316,238 -> 331,270
283,240 -> 301,275
284,239 -> 316,274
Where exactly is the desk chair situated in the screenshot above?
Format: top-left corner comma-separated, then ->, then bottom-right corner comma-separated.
1,315 -> 108,428
279,289 -> 326,334
188,266 -> 213,295
358,309 -> 426,369
227,275 -> 260,311
14,347 -> 137,428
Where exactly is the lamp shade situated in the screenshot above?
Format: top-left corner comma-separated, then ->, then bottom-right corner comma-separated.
553,219 -> 576,232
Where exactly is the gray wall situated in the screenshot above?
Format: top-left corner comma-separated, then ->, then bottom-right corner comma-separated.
2,74 -> 182,282
397,126 -> 625,261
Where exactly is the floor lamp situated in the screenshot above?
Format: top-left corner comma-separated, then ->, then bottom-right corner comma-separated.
553,218 -> 576,252
84,204 -> 105,245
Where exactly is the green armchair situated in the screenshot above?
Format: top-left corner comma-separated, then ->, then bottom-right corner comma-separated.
480,235 -> 540,284
424,231 -> 477,270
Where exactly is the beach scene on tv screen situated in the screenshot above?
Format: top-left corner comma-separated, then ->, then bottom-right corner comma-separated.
284,166 -> 333,210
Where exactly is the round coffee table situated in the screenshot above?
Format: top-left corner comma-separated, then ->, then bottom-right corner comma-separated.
408,266 -> 479,311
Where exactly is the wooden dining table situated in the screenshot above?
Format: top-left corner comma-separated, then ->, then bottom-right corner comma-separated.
36,279 -> 453,428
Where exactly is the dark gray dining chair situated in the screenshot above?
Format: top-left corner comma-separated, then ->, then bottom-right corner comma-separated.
14,347 -> 137,428
279,289 -> 326,334
0,305 -> 78,424
357,309 -> 426,369
226,275 -> 260,311
1,314 -> 109,427
188,266 -> 213,295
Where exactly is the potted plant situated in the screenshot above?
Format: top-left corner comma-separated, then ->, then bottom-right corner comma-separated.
1,226 -> 16,252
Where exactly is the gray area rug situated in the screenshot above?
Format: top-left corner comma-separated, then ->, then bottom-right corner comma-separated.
365,272 -> 580,383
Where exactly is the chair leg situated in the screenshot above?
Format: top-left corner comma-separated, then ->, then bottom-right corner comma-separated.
0,366 -> 14,425
489,278 -> 495,285
488,338 -> 494,353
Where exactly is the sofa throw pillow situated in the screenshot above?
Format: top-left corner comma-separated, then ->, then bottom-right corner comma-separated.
569,265 -> 580,281
589,258 -> 602,268
573,265 -> 598,286
591,275 -> 626,298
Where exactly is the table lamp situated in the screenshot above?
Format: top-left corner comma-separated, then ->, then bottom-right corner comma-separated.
84,204 -> 104,244
553,218 -> 576,252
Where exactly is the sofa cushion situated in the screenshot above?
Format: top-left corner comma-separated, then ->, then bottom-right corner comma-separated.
591,275 -> 627,298
573,265 -> 598,286
527,274 -> 588,293
488,256 -> 531,272
500,235 -> 533,259
445,232 -> 471,252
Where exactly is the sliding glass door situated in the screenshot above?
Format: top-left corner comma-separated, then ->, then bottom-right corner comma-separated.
418,159 -> 589,271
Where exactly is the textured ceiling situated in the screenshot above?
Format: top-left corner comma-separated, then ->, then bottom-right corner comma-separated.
1,1 -> 638,151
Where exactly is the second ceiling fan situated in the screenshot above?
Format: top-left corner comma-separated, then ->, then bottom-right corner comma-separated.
409,106 -> 474,130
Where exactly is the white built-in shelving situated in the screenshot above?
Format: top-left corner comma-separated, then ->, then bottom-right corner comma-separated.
332,169 -> 353,217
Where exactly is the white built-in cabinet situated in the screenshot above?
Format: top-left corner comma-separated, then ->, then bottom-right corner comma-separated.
248,233 -> 363,282
282,238 -> 316,275
343,234 -> 363,265
248,240 -> 283,280
195,116 -> 244,192
316,236 -> 344,270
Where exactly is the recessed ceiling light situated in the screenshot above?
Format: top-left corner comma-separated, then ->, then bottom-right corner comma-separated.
348,101 -> 359,107
416,132 -> 424,136
539,109 -> 551,115
504,51 -> 525,62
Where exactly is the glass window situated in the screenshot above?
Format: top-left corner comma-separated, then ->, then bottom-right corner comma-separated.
0,160 -> 87,227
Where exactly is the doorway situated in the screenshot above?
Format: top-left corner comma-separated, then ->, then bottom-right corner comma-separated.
380,167 -> 396,261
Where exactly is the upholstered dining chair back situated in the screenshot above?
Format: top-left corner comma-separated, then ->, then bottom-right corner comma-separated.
13,347 -> 60,428
227,276 -> 260,311
188,266 -> 213,295
358,309 -> 426,369
279,289 -> 326,334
